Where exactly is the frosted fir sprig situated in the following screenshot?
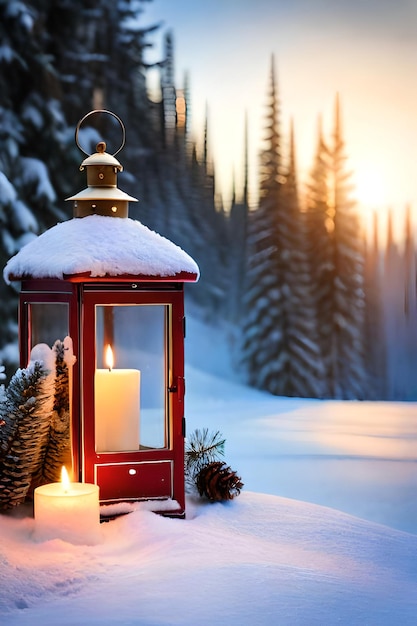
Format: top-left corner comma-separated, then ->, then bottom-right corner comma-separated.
185,428 -> 225,491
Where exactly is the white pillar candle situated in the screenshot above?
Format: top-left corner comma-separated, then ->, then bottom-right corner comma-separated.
94,346 -> 140,452
34,469 -> 100,545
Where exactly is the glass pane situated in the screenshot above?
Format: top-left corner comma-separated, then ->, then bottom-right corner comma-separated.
95,304 -> 169,453
27,302 -> 72,477
29,303 -> 69,349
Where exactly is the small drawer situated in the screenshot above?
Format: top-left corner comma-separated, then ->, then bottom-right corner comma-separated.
95,461 -> 172,502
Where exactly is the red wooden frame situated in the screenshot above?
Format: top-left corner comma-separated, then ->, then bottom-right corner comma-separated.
19,277 -> 189,517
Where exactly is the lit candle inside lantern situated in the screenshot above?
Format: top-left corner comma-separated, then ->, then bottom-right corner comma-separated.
94,345 -> 140,452
34,467 -> 100,545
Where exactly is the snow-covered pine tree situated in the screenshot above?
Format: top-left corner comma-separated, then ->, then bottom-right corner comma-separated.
0,365 -> 9,453
32,339 -> 74,487
280,121 -> 324,397
383,211 -> 405,399
242,56 -> 322,397
363,213 -> 387,399
0,0 -> 79,229
401,206 -> 417,398
327,94 -> 367,399
305,117 -> 334,397
241,55 -> 287,395
383,208 -> 417,399
0,366 -> 5,423
305,98 -> 367,399
0,1 -> 77,375
142,78 -> 227,319
176,127 -> 227,317
228,114 -> 249,325
0,354 -> 54,510
0,1 -> 38,373
0,0 -> 232,369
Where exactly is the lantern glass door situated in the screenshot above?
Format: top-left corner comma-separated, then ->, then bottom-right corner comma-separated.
28,302 -> 69,351
21,293 -> 75,478
94,304 -> 169,453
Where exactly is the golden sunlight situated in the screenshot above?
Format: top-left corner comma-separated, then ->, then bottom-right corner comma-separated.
354,166 -> 387,210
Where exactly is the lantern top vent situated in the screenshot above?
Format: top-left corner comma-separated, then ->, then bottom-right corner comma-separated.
66,110 -> 137,219
79,141 -> 123,171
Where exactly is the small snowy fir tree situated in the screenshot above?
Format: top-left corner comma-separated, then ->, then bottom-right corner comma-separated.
0,364 -> 6,444
32,338 -> 75,488
0,350 -> 55,509
0,339 -> 76,509
185,429 -> 243,502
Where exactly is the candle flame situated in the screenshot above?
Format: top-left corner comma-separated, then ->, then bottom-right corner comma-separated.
105,344 -> 114,371
61,466 -> 71,493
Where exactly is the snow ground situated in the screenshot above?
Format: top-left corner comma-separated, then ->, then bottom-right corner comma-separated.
1,313 -> 417,624
185,312 -> 417,536
1,489 -> 417,626
186,366 -> 417,536
1,366 -> 417,625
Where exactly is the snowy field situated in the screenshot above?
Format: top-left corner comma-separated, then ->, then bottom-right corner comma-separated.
187,366 -> 417,536
1,315 -> 417,624
186,313 -> 417,535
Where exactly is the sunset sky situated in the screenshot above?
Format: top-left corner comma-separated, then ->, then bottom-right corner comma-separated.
143,0 -> 417,241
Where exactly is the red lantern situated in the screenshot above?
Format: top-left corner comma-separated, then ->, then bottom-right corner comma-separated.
5,111 -> 198,517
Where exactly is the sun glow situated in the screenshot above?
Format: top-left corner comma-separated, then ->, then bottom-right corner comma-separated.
353,166 -> 388,211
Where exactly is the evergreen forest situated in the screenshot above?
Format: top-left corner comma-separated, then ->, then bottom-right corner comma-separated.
1,0 -> 416,400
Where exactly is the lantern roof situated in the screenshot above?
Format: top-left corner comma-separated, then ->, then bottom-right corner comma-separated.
3,215 -> 199,284
79,142 -> 123,171
66,185 -> 138,204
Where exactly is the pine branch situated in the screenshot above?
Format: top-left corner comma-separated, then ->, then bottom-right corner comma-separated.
0,361 -> 54,509
0,378 -> 15,459
33,340 -> 72,487
185,428 -> 225,491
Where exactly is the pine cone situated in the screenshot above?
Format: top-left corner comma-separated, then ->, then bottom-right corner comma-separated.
196,461 -> 243,502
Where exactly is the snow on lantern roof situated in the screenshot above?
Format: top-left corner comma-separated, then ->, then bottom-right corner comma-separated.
3,214 -> 199,283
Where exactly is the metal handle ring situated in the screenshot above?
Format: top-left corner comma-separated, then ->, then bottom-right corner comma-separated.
75,109 -> 126,157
